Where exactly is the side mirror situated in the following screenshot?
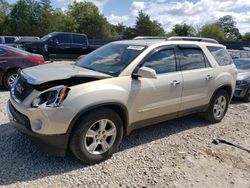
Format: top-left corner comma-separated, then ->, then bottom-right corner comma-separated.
136,67 -> 157,79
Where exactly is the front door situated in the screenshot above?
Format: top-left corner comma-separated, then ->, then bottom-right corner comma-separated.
129,46 -> 183,124
48,33 -> 72,60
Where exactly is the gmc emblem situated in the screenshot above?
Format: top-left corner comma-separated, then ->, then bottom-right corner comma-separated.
16,83 -> 24,94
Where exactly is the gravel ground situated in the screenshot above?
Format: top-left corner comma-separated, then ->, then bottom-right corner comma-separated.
0,89 -> 249,188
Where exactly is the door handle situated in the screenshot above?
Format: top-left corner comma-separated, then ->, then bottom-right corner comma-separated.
0,60 -> 7,63
65,46 -> 71,49
206,75 -> 213,80
171,80 -> 181,87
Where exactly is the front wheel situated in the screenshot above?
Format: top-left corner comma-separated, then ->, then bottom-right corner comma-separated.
202,90 -> 229,123
70,109 -> 124,164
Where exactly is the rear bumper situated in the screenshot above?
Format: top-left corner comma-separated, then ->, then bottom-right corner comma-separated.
7,100 -> 69,156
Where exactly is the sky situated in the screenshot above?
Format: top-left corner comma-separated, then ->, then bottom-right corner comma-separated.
8,0 -> 250,34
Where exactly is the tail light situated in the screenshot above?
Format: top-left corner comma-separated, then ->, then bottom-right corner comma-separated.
28,57 -> 44,64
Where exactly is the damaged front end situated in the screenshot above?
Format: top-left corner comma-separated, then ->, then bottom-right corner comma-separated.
11,67 -> 111,108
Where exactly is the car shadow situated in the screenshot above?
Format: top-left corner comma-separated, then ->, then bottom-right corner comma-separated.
0,86 -> 7,92
0,114 -> 211,185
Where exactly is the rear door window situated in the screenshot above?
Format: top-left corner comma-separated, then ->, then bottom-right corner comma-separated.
178,48 -> 207,71
4,37 -> 15,44
207,46 -> 233,66
72,34 -> 87,46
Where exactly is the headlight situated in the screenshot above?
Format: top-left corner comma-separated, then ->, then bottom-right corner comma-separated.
32,85 -> 70,108
236,80 -> 247,85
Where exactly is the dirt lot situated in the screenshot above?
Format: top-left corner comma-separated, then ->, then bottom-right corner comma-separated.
0,89 -> 249,188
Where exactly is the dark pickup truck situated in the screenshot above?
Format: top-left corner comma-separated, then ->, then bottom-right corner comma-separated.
22,32 -> 100,60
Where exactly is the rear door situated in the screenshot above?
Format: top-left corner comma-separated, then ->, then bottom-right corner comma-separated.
71,34 -> 88,59
48,33 -> 72,60
177,45 -> 215,111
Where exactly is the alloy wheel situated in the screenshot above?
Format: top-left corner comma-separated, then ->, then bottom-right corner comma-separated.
213,96 -> 227,120
84,119 -> 117,155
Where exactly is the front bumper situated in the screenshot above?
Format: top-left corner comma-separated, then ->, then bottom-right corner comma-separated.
233,84 -> 249,98
7,100 -> 69,156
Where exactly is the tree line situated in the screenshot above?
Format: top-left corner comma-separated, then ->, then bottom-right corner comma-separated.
0,0 -> 250,41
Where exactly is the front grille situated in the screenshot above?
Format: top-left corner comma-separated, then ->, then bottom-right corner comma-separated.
13,77 -> 34,102
9,102 -> 31,130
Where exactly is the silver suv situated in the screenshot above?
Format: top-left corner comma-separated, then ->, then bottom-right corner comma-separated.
7,37 -> 237,164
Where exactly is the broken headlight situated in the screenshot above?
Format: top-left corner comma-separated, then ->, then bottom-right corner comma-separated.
32,85 -> 70,108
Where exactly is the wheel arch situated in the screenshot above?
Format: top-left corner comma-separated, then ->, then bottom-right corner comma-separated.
67,102 -> 130,136
204,84 -> 233,111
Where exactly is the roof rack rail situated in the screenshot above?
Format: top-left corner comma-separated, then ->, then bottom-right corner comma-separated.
168,36 -> 219,44
133,36 -> 168,40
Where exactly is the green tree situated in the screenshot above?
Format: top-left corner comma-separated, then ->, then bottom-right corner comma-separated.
199,23 -> 225,40
8,0 -> 42,36
51,9 -> 77,32
68,1 -> 112,38
242,32 -> 250,41
135,11 -> 165,36
172,23 -> 195,36
216,15 -> 241,40
0,0 -> 10,34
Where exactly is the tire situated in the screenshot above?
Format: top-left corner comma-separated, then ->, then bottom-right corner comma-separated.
69,108 -> 124,164
243,88 -> 250,102
202,90 -> 229,123
3,70 -> 18,90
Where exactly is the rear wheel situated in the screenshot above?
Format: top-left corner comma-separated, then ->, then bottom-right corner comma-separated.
3,70 -> 18,90
243,88 -> 250,102
70,108 -> 124,164
202,90 -> 229,123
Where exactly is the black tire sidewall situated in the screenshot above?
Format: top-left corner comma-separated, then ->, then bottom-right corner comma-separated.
209,90 -> 229,122
70,109 -> 124,164
244,88 -> 250,102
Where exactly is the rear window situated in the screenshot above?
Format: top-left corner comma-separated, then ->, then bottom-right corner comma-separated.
207,46 -> 233,66
4,37 -> 16,44
0,48 -> 5,56
72,35 -> 87,45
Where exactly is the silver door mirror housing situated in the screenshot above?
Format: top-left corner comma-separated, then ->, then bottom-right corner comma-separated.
137,67 -> 157,79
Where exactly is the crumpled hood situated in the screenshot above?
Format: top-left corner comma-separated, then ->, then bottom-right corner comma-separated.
21,61 -> 112,85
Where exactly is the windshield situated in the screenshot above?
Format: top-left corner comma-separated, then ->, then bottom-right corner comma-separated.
76,43 -> 146,76
41,34 -> 52,42
234,59 -> 250,70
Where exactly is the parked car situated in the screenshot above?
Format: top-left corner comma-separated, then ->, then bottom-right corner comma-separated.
14,36 -> 40,49
233,58 -> 250,102
8,37 -> 237,164
22,32 -> 100,60
228,49 -> 250,59
0,36 -> 19,47
0,45 -> 45,90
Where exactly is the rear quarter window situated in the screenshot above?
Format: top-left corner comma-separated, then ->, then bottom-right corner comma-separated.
207,46 -> 233,66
